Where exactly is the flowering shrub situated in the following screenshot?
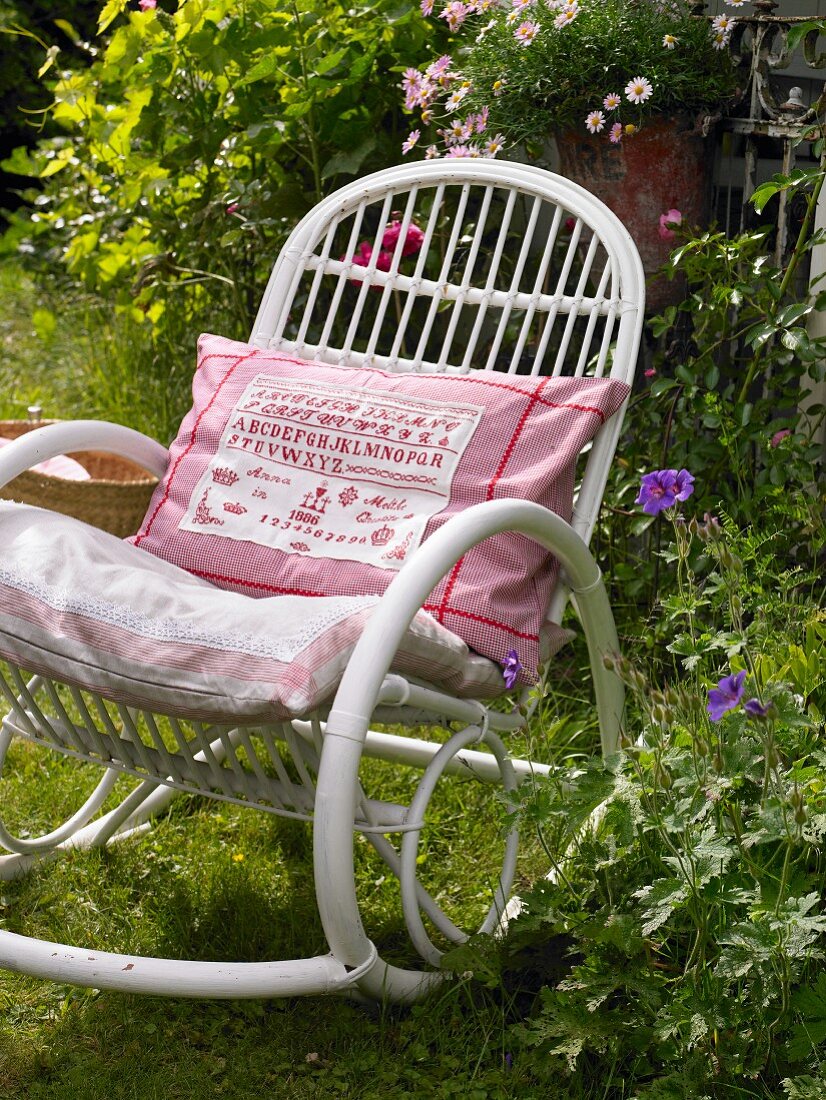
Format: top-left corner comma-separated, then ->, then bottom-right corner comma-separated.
2,0 -> 437,334
401,0 -> 743,159
348,218 -> 424,272
447,469 -> 826,1095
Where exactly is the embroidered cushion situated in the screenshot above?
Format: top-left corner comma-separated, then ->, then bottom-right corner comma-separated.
0,502 -> 503,723
131,333 -> 630,677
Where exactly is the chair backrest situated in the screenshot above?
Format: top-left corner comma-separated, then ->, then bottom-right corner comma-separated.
250,161 -> 644,620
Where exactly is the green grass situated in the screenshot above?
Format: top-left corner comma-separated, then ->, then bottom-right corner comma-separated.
0,725 -> 568,1099
0,260 -> 202,444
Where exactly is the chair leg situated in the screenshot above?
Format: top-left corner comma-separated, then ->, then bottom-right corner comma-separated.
313,684 -> 521,1004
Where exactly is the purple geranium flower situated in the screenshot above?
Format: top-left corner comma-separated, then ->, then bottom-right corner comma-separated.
744,698 -> 772,720
635,469 -> 695,515
707,670 -> 747,721
502,649 -> 522,689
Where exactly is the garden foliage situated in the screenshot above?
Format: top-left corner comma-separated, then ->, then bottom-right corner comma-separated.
0,8 -> 824,1095
1,0 -> 437,336
445,158 -> 826,1096
481,499 -> 825,1095
603,156 -> 826,611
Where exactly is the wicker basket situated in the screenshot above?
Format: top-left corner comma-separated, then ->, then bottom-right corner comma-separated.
0,420 -> 159,538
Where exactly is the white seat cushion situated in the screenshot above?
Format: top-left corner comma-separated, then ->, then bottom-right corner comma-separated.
0,502 -> 504,722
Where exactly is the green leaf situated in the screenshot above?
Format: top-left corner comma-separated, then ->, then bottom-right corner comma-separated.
238,54 -> 279,86
649,377 -> 680,398
53,19 -> 80,45
37,45 -> 60,79
783,1076 -> 826,1100
98,0 -> 127,34
751,182 -> 780,214
1,146 -> 41,178
674,363 -> 696,386
786,19 -> 826,53
744,320 -> 777,349
321,137 -> 377,181
781,327 -> 810,355
777,302 -> 812,328
634,877 -> 688,936
32,308 -> 56,342
313,47 -> 349,76
40,147 -> 74,178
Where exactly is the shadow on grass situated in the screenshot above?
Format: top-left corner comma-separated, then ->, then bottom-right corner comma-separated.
0,804 -> 436,1099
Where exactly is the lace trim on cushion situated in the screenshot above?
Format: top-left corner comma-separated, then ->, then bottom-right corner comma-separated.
0,566 -> 378,662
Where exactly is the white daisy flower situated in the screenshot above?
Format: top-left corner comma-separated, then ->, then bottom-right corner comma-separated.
624,76 -> 653,104
484,133 -> 506,156
445,86 -> 470,112
585,110 -> 606,134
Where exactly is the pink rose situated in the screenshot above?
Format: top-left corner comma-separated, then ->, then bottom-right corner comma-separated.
348,242 -> 392,288
658,208 -> 683,241
381,220 -> 425,257
770,429 -> 791,448
139,0 -> 158,10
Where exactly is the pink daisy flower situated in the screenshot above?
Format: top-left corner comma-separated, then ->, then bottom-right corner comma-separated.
514,19 -> 540,45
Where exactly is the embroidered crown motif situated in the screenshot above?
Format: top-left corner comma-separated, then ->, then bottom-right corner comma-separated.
371,525 -> 394,547
211,466 -> 239,486
222,501 -> 247,515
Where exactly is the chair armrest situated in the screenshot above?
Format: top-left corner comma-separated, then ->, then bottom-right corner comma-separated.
315,497 -> 625,1003
0,420 -> 169,488
328,498 -> 624,757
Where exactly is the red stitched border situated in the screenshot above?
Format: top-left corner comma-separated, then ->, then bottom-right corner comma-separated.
422,602 -> 536,640
202,344 -> 610,420
133,347 -> 261,545
184,565 -> 537,642
189,567 -> 327,598
434,374 -> 554,625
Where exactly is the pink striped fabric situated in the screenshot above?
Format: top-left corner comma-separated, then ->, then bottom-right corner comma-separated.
131,334 -> 629,678
0,502 -> 504,722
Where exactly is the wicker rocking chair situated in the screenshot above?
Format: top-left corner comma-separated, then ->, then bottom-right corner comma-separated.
0,160 -> 644,1004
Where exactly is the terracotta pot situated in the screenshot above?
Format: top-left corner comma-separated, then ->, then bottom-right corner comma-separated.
556,116 -> 712,311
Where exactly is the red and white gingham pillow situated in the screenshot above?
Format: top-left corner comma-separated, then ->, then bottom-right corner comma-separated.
131,334 -> 629,677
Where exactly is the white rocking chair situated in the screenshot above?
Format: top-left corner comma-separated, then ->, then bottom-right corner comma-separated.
0,160 -> 644,1004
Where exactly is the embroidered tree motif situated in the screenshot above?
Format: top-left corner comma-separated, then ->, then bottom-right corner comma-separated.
301,481 -> 331,515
